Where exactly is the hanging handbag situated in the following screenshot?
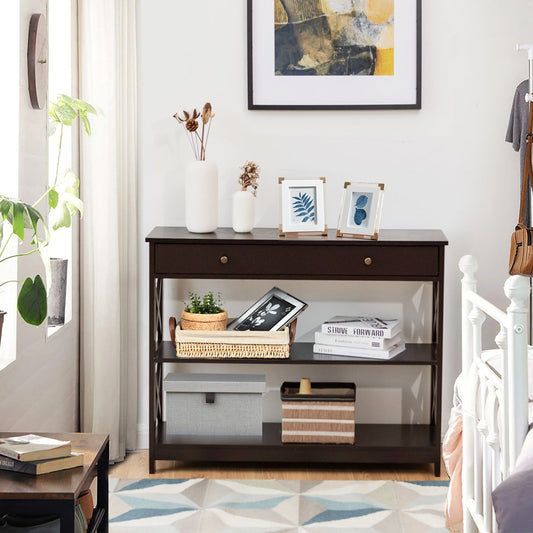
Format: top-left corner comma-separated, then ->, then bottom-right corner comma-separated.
509,101 -> 533,275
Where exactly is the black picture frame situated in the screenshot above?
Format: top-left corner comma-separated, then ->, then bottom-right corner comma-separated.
247,0 -> 421,110
227,287 -> 308,331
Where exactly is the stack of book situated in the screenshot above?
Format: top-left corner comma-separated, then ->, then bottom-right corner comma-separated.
0,434 -> 84,475
313,315 -> 405,359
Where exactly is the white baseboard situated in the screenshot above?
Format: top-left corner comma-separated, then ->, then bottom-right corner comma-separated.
136,423 -> 149,449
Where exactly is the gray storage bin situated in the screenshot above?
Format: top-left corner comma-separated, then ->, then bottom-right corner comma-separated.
164,373 -> 266,436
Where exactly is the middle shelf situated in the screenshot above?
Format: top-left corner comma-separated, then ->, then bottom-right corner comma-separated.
155,341 -> 438,366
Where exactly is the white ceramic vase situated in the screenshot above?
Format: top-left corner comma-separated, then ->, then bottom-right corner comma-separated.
185,160 -> 218,233
232,190 -> 255,233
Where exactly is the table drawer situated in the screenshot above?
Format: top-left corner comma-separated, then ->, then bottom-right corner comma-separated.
154,243 -> 440,278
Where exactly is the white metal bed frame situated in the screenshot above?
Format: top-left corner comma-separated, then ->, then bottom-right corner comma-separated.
460,255 -> 530,533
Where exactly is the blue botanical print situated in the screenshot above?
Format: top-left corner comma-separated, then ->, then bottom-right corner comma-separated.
353,194 -> 368,226
292,192 -> 315,223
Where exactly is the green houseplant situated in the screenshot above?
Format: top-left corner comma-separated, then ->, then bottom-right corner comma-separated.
180,291 -> 227,331
0,95 -> 96,327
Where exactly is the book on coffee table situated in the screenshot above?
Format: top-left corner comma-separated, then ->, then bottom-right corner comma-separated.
0,452 -> 84,475
0,434 -> 71,462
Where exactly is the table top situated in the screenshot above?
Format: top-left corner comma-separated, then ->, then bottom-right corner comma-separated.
0,432 -> 108,500
146,227 -> 448,245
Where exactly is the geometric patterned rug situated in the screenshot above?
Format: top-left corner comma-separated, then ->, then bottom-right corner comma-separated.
109,478 -> 449,532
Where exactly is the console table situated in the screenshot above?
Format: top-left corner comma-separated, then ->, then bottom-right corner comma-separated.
146,227 -> 447,475
0,432 -> 109,533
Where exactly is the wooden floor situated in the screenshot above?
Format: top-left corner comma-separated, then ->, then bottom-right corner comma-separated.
110,449 -> 449,481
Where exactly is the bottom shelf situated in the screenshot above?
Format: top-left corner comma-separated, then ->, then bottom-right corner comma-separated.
154,422 -> 440,466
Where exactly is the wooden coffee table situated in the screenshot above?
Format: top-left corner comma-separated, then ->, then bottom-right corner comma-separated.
0,432 -> 109,533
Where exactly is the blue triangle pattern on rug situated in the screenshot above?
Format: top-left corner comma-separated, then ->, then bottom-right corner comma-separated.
306,497 -> 385,512
305,508 -> 389,524
115,478 -> 190,491
404,480 -> 450,487
109,478 -> 449,532
116,495 -> 196,511
219,496 -> 291,510
110,507 -> 194,523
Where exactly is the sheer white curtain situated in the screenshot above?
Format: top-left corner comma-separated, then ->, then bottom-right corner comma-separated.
78,0 -> 138,462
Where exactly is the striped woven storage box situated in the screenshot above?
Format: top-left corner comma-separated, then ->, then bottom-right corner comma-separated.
280,382 -> 356,444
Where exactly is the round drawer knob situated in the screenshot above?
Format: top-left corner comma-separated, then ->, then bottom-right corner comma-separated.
364,257 -> 372,266
220,255 -> 229,264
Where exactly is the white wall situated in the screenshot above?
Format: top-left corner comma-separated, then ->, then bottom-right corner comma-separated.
136,0 -> 533,445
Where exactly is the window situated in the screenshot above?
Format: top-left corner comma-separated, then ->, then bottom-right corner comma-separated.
0,3 -> 21,369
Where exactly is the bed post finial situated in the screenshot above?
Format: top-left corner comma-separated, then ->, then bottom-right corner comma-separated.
459,254 -> 478,280
504,275 -> 530,311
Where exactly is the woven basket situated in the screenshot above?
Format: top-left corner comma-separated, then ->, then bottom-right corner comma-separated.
169,317 -> 291,359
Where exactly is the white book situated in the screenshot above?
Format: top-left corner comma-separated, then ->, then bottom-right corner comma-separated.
314,330 -> 402,350
0,434 -> 71,462
321,316 -> 402,339
313,342 -> 406,360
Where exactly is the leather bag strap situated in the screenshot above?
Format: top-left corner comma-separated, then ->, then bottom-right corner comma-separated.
519,101 -> 533,225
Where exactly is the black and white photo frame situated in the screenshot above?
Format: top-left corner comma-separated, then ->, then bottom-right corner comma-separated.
279,177 -> 326,236
227,287 -> 308,332
336,182 -> 384,240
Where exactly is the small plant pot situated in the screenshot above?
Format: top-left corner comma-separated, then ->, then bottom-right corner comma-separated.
180,309 -> 228,331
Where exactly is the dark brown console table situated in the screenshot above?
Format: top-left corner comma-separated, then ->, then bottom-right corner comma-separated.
146,227 -> 447,475
0,432 -> 109,533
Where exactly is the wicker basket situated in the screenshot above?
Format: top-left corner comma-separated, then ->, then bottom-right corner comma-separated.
169,317 -> 293,359
281,381 -> 356,444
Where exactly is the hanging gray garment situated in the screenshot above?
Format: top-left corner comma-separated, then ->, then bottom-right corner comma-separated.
506,79 -> 531,226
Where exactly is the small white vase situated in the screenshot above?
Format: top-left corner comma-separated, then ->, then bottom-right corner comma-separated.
185,160 -> 218,233
232,190 -> 255,233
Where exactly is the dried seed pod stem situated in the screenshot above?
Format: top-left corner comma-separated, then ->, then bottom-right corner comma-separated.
173,102 -> 215,161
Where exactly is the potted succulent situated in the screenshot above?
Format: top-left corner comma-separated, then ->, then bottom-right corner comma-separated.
232,161 -> 260,233
180,291 -> 227,331
0,95 -> 96,334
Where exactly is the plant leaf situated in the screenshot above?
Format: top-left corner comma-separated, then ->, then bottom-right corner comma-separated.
12,202 -> 25,240
17,275 -> 47,325
48,188 -> 59,209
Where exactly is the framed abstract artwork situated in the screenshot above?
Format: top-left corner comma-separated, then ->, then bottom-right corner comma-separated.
337,182 -> 384,239
279,177 -> 326,236
247,0 -> 421,110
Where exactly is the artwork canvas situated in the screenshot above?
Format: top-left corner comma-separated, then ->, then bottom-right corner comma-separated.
248,0 -> 421,109
337,182 -> 384,239
227,287 -> 308,331
275,0 -> 394,77
279,178 -> 326,235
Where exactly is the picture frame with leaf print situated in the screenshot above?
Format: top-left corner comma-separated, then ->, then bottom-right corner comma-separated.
279,177 -> 326,236
337,182 -> 385,240
227,286 -> 308,332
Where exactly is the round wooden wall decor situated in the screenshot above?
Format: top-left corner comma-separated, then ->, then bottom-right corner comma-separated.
27,13 -> 48,110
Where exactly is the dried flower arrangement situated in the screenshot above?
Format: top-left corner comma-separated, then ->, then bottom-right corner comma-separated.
238,161 -> 260,196
173,102 -> 215,161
